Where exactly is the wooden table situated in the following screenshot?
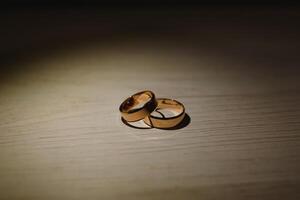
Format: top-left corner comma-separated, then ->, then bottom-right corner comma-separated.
0,8 -> 300,199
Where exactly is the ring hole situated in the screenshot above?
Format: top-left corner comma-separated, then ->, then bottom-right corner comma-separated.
151,108 -> 179,118
122,94 -> 151,112
131,100 -> 149,110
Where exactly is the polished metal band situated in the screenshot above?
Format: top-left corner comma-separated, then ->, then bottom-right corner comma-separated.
143,98 -> 185,129
119,90 -> 157,122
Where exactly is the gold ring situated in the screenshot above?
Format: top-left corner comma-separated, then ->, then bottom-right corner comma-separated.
119,90 -> 157,122
143,98 -> 185,129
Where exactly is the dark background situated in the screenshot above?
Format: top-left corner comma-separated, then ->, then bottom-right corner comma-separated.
1,2 -> 299,65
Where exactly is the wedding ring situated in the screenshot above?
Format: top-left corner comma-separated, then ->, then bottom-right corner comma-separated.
119,90 -> 157,122
143,98 -> 185,129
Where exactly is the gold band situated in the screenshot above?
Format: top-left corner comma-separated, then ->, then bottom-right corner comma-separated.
143,98 -> 185,129
119,90 -> 157,122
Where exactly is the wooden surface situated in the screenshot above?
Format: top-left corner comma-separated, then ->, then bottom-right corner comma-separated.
0,8 -> 300,199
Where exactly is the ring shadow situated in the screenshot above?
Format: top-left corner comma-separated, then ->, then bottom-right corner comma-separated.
121,113 -> 191,130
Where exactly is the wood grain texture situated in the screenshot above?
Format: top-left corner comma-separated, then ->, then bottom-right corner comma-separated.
0,8 -> 300,200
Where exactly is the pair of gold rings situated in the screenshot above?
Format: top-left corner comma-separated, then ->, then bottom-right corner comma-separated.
119,90 -> 186,129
